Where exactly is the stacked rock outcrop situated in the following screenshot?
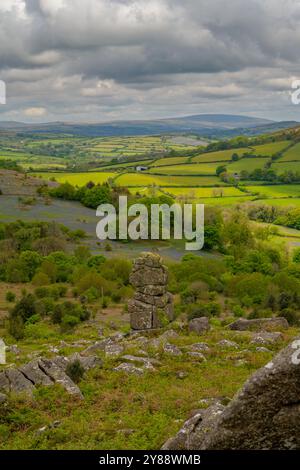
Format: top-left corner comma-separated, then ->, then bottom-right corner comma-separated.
129,252 -> 174,330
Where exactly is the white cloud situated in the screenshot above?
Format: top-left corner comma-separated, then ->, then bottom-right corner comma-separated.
23,106 -> 47,116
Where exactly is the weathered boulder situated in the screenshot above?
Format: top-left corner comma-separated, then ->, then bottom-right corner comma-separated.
162,403 -> 225,450
20,360 -> 53,386
163,342 -> 182,356
38,358 -> 83,399
229,317 -> 289,331
105,343 -> 124,357
5,369 -> 35,395
0,354 -> 102,400
163,335 -> 300,449
189,343 -> 210,352
129,253 -> 174,330
251,331 -> 284,345
217,339 -> 238,349
189,317 -> 210,335
113,363 -> 144,375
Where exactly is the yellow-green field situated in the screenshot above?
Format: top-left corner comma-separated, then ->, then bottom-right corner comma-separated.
115,173 -> 221,187
34,172 -> 116,185
161,186 -> 246,198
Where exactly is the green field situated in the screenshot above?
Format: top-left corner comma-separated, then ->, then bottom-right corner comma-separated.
150,156 -> 190,166
277,143 -> 300,162
148,162 -> 218,175
245,184 -> 300,198
161,186 -> 246,199
95,159 -> 154,171
272,161 -> 300,174
192,148 -> 248,163
229,157 -> 270,172
254,198 -> 300,208
250,141 -> 290,156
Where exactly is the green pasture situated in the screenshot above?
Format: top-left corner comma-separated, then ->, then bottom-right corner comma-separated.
277,143 -> 300,162
147,162 -> 218,175
250,141 -> 290,156
245,184 -> 300,198
192,148 -> 248,163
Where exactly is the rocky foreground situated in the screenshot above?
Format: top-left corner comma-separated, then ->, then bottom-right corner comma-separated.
1,252 -> 300,449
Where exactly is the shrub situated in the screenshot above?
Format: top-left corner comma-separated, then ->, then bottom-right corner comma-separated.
280,308 -> 300,326
9,315 -> 24,340
187,301 -> 221,320
61,314 -> 80,329
66,360 -> 85,383
5,291 -> 16,303
232,305 -> 245,317
32,272 -> 50,286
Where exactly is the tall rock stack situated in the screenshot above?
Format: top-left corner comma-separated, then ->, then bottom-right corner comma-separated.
129,252 -> 174,330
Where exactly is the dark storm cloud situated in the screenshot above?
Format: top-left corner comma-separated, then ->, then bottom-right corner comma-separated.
0,0 -> 299,121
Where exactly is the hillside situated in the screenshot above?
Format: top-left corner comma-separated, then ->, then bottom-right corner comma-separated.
0,114 -> 297,138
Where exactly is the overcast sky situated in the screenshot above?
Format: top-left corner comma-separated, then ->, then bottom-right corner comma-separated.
0,0 -> 300,123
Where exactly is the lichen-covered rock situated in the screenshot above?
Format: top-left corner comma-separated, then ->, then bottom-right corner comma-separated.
20,360 -> 53,386
162,403 -> 225,450
163,342 -> 182,356
229,317 -> 289,331
129,252 -> 174,330
189,317 -> 210,335
38,358 -> 84,399
251,331 -> 284,345
163,335 -> 300,450
5,369 -> 35,396
113,363 -> 144,375
0,354 -> 102,400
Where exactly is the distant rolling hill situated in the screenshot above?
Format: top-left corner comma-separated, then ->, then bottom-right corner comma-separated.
0,114 -> 298,137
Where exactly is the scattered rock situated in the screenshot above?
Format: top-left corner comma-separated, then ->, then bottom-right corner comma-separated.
82,338 -> 113,355
163,342 -> 182,356
176,371 -> 188,379
7,344 -> 20,355
189,317 -> 210,335
121,355 -> 160,367
251,332 -> 283,345
187,352 -> 206,361
217,339 -> 238,349
110,332 -> 125,342
129,252 -> 174,330
105,343 -> 124,357
113,363 -> 144,375
256,347 -> 271,353
189,343 -> 210,352
229,317 -> 289,332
